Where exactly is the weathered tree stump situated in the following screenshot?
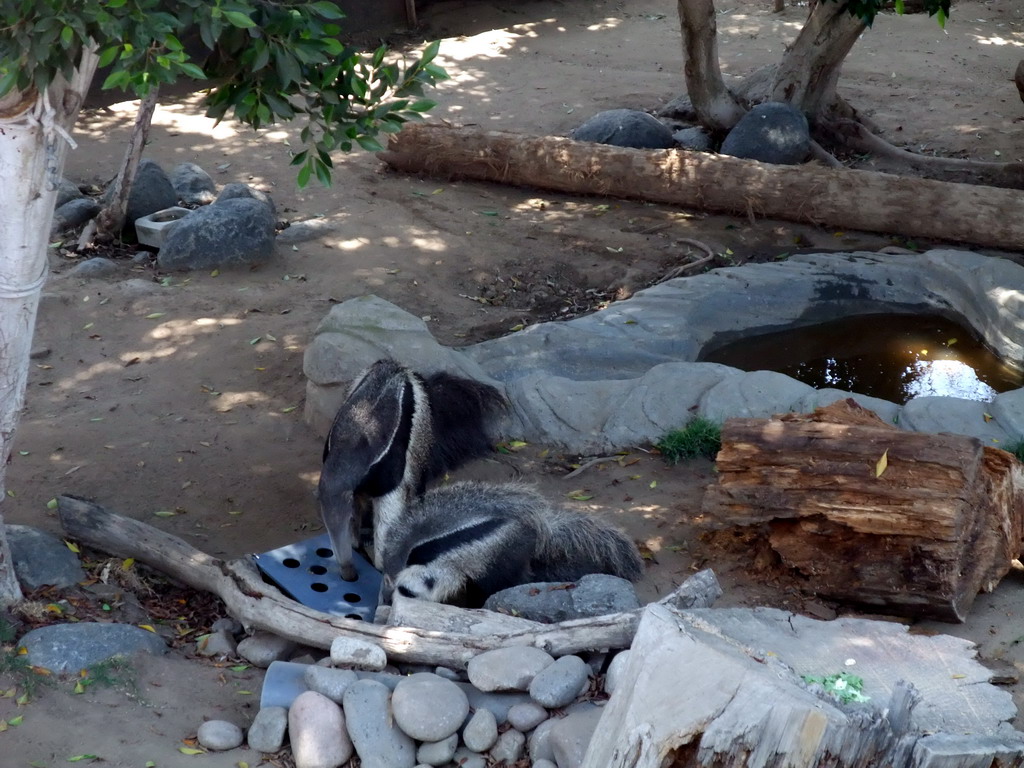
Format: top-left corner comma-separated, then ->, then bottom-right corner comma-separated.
701,399 -> 1024,621
581,604 -> 1024,768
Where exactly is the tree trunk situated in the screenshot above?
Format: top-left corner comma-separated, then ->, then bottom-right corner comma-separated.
701,400 -> 1024,622
676,0 -> 746,130
769,0 -> 866,117
0,50 -> 100,607
380,124 -> 1024,251
91,85 -> 160,244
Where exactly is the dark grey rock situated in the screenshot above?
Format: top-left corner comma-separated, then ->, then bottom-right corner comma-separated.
416,733 -> 457,766
571,109 -> 675,149
170,162 -> 217,205
156,197 -> 276,271
462,707 -> 498,752
507,701 -> 548,732
56,178 -> 84,208
289,690 -> 353,768
392,672 -> 469,742
719,102 -> 811,165
52,198 -> 101,232
467,647 -> 555,692
19,622 -> 167,674
304,665 -> 358,703
6,524 -> 85,590
657,93 -> 698,121
529,655 -> 591,709
343,679 -> 416,768
461,685 -> 533,726
490,728 -> 526,764
237,631 -> 296,668
673,125 -> 714,151
196,720 -> 244,751
211,616 -> 243,635
216,182 -> 277,219
68,257 -> 121,279
484,573 -> 639,623
124,159 -> 178,230
434,665 -> 463,682
248,706 -> 288,753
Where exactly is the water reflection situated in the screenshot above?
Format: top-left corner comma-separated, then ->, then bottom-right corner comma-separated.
700,313 -> 1022,404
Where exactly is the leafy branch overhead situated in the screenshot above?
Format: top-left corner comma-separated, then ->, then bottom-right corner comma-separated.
0,0 -> 448,187
838,0 -> 951,27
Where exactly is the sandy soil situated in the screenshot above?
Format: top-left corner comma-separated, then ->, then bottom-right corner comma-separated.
4,0 -> 1024,765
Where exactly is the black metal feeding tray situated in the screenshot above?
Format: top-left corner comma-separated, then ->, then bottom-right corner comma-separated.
251,534 -> 381,621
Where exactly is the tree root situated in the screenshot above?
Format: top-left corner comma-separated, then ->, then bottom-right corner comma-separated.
658,238 -> 716,283
822,117 -> 1024,189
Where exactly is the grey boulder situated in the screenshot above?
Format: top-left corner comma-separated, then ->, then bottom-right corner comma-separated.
484,573 -> 639,623
67,257 -> 121,280
170,162 -> 217,205
216,182 -> 277,219
157,197 -> 276,271
19,622 -> 167,674
6,524 -> 85,590
571,109 -> 675,149
124,159 -> 178,232
673,125 -> 714,151
720,102 -> 811,165
52,198 -> 101,233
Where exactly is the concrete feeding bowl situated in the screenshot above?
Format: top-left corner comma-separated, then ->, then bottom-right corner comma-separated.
134,206 -> 192,248
251,534 -> 381,621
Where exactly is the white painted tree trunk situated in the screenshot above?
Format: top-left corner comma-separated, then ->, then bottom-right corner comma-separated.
0,49 -> 99,607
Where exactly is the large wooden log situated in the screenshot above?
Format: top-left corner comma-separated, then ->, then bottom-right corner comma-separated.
380,123 -> 1024,251
701,400 -> 1024,622
56,495 -> 719,668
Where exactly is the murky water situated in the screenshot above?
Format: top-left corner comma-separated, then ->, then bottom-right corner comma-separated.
700,313 -> 1024,404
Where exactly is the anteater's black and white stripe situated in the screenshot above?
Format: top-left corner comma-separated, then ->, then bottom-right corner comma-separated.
380,481 -> 645,607
318,359 -> 505,580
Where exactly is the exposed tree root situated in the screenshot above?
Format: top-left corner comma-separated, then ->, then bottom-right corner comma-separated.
823,117 -> 1024,189
658,238 -> 717,283
808,139 -> 844,169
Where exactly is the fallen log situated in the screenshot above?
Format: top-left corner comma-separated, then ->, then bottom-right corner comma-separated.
701,399 -> 1024,622
379,123 -> 1024,251
56,495 -> 719,668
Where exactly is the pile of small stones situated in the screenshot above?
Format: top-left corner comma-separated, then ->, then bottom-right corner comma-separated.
196,631 -> 630,768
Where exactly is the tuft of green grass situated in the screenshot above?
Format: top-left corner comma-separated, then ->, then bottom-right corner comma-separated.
656,418 -> 722,463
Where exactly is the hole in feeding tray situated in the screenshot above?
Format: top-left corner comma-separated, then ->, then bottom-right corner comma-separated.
345,614 -> 363,621
283,558 -> 301,568
310,582 -> 329,593
150,209 -> 189,223
315,547 -> 334,558
309,565 -> 328,575
343,593 -> 361,603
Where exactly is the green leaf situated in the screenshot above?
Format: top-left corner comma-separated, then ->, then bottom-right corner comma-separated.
355,135 -> 385,153
97,46 -> 119,68
407,99 -> 437,113
312,1 -> 346,20
221,10 -> 256,28
894,0 -> 905,12
177,62 -> 207,81
296,163 -> 312,189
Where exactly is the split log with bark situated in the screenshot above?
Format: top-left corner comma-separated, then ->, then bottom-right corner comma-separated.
56,494 -> 720,668
380,124 -> 1024,251
701,399 -> 1024,622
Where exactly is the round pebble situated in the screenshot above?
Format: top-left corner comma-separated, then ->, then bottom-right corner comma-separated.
451,747 -> 487,768
289,690 -> 353,768
490,728 -> 526,764
605,649 -> 631,695
533,760 -> 558,768
196,720 -> 243,751
530,654 -> 591,708
467,646 -> 554,692
507,701 -> 549,732
248,706 -> 287,753
529,718 -> 559,763
462,707 -> 498,752
343,679 -> 416,768
416,733 -> 458,766
330,636 -> 387,671
392,673 -> 469,742
304,665 -> 359,703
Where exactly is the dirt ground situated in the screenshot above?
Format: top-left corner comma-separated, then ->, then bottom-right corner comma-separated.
4,0 -> 1024,765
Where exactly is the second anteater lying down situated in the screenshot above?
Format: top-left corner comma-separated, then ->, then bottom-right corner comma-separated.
379,481 -> 644,607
